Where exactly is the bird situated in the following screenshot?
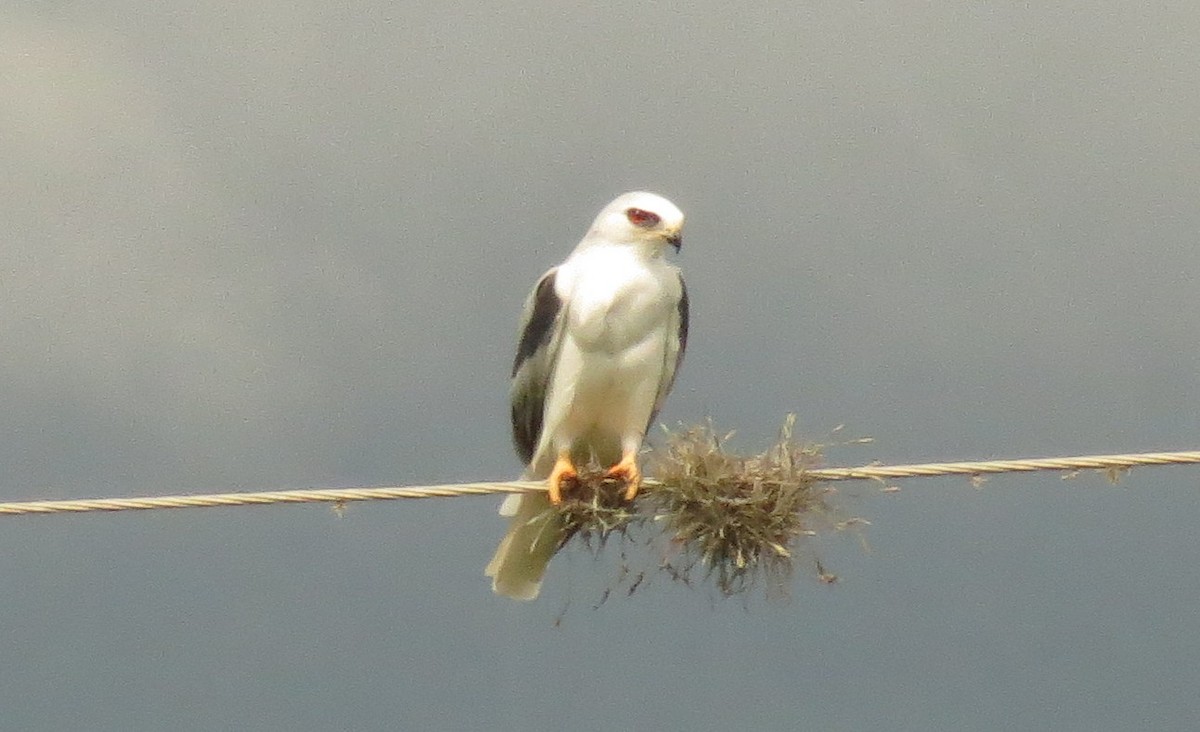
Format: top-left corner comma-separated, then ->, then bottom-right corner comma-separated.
485,191 -> 689,600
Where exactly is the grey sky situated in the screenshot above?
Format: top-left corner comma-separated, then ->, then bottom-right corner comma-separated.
2,2 -> 1199,730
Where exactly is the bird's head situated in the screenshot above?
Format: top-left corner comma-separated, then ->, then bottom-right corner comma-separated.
585,191 -> 684,255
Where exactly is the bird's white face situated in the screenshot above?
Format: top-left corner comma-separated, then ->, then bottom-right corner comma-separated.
587,191 -> 685,254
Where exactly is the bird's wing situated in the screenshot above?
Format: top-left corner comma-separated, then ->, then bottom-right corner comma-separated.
647,273 -> 689,430
489,267 -> 569,600
509,267 -> 567,467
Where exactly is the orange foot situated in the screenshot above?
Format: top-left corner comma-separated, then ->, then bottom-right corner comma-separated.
605,454 -> 642,502
547,453 -> 577,505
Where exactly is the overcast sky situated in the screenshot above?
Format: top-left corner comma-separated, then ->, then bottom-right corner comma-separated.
2,2 -> 1199,730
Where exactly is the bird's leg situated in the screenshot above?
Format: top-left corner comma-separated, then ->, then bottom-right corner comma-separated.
605,451 -> 642,502
547,451 -> 577,505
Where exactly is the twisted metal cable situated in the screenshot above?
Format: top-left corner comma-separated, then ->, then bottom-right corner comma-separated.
805,451 -> 1200,481
0,481 -> 546,516
1,450 -> 1197,516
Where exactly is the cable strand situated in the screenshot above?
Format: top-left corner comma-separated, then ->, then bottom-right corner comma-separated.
1,451 -> 1197,516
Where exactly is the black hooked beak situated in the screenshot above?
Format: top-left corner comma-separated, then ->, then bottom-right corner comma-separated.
666,232 -> 682,251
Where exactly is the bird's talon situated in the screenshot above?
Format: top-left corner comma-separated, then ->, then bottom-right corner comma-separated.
605,458 -> 642,502
547,454 -> 578,505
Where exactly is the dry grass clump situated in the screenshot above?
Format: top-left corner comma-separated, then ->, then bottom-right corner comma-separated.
553,415 -> 836,599
647,414 -> 827,596
554,470 -> 639,552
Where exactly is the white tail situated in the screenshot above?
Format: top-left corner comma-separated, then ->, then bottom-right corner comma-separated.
485,492 -> 565,600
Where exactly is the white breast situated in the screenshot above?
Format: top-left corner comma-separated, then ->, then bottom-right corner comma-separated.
529,244 -> 680,467
557,246 -> 677,355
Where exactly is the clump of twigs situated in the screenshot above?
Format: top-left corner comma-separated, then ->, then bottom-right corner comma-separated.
553,415 -> 839,600
647,414 -> 827,596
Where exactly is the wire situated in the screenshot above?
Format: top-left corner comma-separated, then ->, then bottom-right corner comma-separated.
806,451 -> 1200,480
1,450 -> 1197,517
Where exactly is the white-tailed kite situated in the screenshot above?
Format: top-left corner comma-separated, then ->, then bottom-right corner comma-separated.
485,191 -> 689,600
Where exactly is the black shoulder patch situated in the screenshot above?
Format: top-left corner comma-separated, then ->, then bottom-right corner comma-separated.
511,386 -> 543,466
512,271 -> 562,377
677,276 -> 690,357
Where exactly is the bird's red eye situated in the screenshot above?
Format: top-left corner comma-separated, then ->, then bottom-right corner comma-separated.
625,207 -> 661,228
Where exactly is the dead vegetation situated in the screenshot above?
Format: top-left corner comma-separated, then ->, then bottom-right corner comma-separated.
550,415 -> 852,600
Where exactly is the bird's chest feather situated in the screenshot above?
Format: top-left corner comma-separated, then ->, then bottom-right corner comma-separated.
562,258 -> 670,354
